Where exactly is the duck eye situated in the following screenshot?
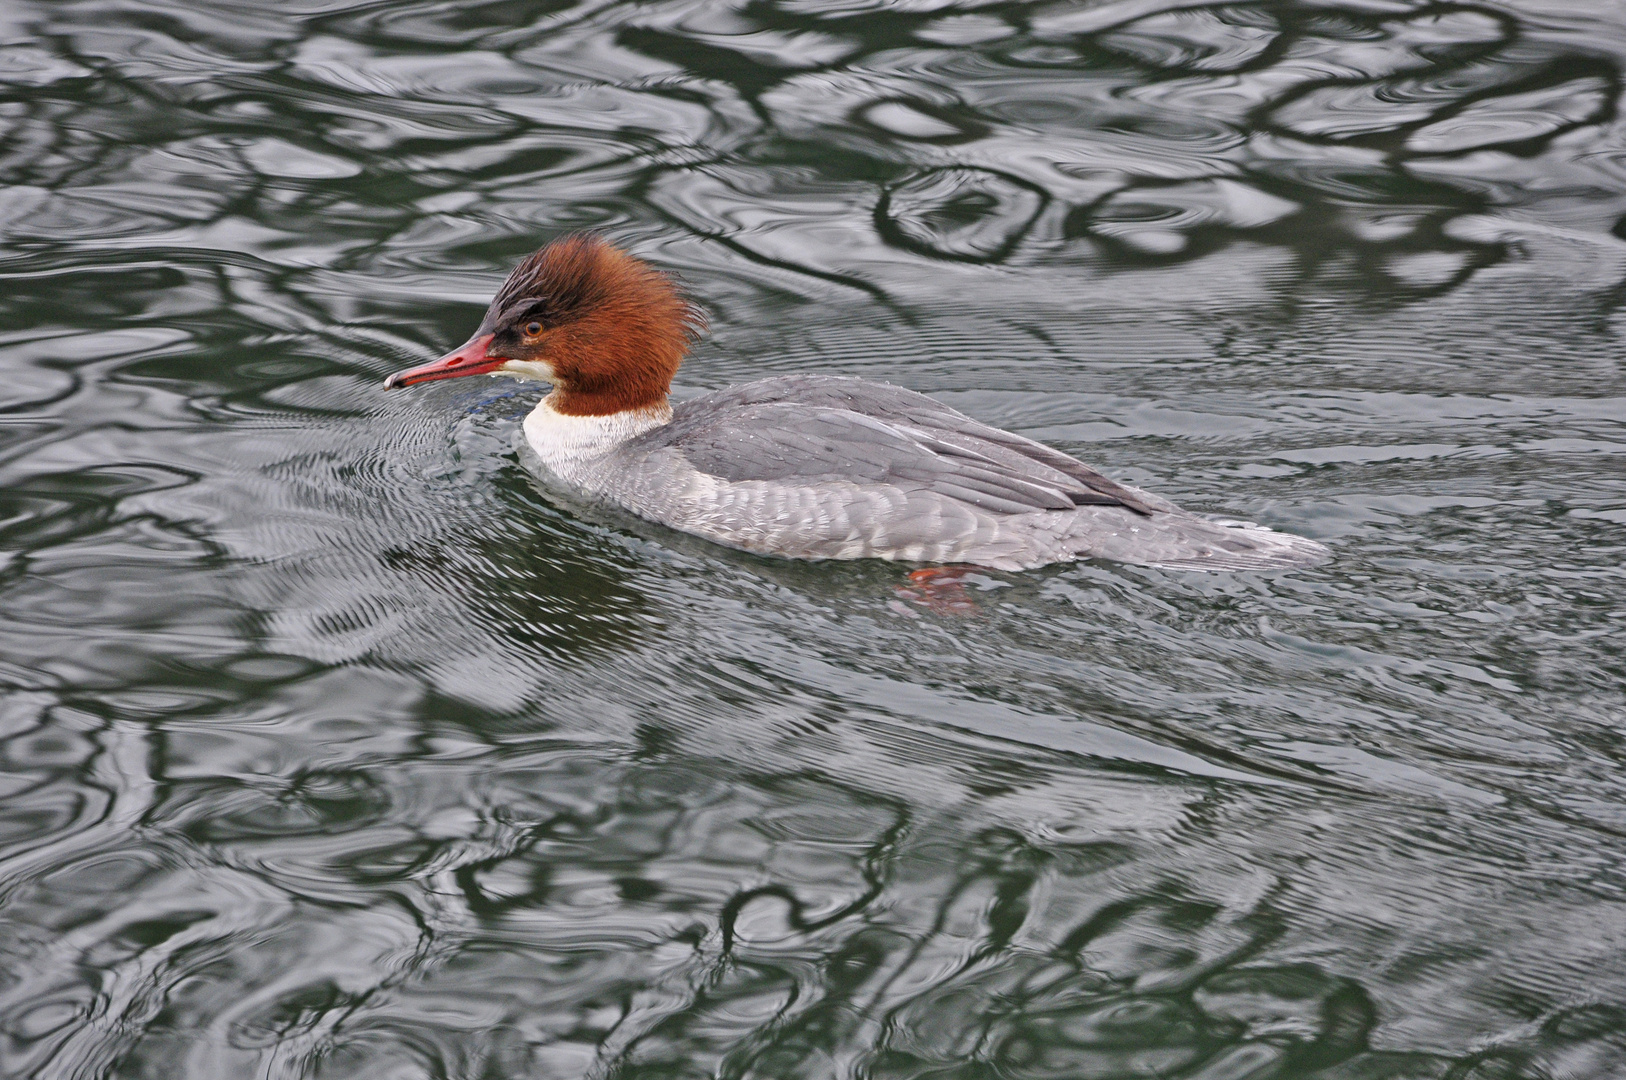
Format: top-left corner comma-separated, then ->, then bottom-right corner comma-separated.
524,321 -> 542,336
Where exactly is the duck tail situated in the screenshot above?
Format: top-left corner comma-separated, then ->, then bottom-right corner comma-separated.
1085,514 -> 1329,572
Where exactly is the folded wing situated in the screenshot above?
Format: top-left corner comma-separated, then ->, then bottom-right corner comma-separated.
661,374 -> 1163,518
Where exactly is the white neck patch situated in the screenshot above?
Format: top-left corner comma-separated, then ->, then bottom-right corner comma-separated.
522,394 -> 672,479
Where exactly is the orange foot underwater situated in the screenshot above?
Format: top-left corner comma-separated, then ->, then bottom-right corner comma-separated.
893,566 -> 981,617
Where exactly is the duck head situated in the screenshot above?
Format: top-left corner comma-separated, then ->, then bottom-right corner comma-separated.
385,234 -> 704,416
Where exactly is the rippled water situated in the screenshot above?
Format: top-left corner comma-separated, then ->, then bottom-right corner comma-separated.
2,0 -> 1625,1077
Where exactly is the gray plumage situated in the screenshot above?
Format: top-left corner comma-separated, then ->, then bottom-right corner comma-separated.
556,374 -> 1328,572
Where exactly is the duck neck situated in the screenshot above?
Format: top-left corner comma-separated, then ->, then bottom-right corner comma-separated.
523,393 -> 672,477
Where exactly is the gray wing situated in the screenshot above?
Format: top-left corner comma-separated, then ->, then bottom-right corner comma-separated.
657,375 -> 1163,517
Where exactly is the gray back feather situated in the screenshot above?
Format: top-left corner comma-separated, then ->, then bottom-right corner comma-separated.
635,374 -> 1163,518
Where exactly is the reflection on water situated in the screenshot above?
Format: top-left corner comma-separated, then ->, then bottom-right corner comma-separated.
1,0 -> 1625,1077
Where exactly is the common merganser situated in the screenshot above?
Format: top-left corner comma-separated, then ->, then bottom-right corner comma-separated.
385,235 -> 1328,572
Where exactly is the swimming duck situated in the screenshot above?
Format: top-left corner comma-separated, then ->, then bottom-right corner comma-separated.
385,235 -> 1327,571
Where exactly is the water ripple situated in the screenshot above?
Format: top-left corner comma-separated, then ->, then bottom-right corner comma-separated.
0,0 -> 1623,1077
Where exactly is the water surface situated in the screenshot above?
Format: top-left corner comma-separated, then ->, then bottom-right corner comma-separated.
2,1 -> 1625,1077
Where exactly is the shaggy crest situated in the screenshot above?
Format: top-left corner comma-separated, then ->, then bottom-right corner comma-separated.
480,234 -> 705,416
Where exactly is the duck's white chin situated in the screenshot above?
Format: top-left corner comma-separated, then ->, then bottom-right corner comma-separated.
497,358 -> 556,383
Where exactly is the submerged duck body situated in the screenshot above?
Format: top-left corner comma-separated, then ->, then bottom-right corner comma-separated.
387,236 -> 1327,572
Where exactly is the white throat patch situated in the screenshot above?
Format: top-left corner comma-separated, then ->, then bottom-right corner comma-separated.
522,395 -> 672,480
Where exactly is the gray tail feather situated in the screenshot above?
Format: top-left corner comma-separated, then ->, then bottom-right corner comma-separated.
1088,515 -> 1329,572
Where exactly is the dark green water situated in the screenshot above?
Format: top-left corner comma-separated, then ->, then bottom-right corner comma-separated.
2,1 -> 1625,1077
